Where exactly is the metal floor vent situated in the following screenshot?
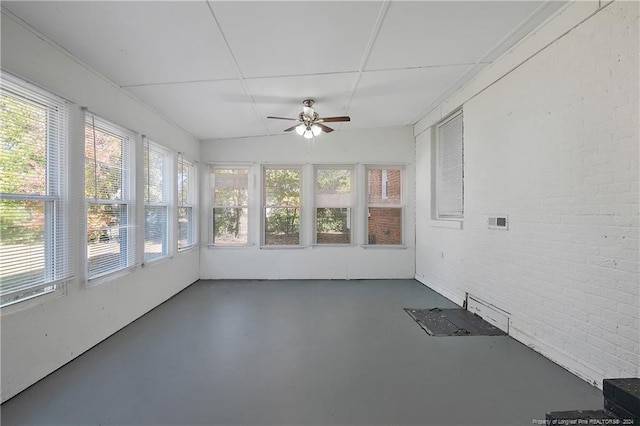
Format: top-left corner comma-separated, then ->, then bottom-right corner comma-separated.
404,308 -> 507,337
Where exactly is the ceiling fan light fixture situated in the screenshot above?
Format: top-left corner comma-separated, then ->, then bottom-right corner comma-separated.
303,127 -> 314,139
266,100 -> 351,139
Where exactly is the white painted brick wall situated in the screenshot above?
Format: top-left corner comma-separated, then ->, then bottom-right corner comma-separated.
415,1 -> 639,387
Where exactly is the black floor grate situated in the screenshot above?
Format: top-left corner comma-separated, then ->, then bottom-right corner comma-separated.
404,307 -> 507,337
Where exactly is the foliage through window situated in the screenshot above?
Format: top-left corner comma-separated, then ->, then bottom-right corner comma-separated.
264,167 -> 300,246
178,155 -> 196,250
435,111 -> 464,219
144,139 -> 171,261
315,168 -> 353,244
85,114 -> 135,278
367,167 -> 403,245
0,75 -> 70,306
211,167 -> 248,245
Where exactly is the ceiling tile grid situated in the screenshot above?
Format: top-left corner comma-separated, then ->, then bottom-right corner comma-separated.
2,1 -> 566,140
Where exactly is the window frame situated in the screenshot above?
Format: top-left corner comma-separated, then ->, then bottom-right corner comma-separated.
314,165 -> 355,245
84,112 -> 136,281
210,165 -> 251,247
434,109 -> 464,221
0,73 -> 70,307
365,165 -> 405,246
143,138 -> 172,263
262,165 -> 302,247
177,154 -> 197,251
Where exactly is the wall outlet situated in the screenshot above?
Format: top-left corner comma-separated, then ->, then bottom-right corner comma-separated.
488,216 -> 508,230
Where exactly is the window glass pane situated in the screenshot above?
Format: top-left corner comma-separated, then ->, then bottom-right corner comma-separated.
0,199 -> 45,292
145,206 -> 168,260
144,146 -> 166,203
265,207 -> 299,245
368,169 -> 401,204
1,76 -> 67,306
437,113 -> 464,218
178,206 -> 193,248
316,169 -> 351,207
0,91 -> 47,195
85,125 -> 124,200
211,167 -> 248,246
178,159 -> 190,206
265,168 -> 299,207
87,203 -> 132,277
86,114 -> 134,278
367,207 -> 402,245
144,141 -> 170,262
178,158 -> 196,250
316,208 -> 350,244
213,169 -> 248,206
213,207 -> 248,245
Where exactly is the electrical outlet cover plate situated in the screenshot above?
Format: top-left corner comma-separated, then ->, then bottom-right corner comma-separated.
488,216 -> 508,230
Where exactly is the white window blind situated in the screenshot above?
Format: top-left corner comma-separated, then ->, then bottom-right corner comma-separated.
0,74 -> 70,307
144,139 -> 171,261
178,154 -> 196,250
211,167 -> 249,245
436,111 -> 464,219
315,167 -> 353,244
85,113 -> 135,279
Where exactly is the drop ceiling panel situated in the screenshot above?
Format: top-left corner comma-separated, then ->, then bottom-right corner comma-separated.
128,80 -> 265,140
244,72 -> 357,135
366,1 -> 545,71
348,65 -> 474,129
210,1 -> 383,78
3,1 -> 238,86
2,1 -> 566,140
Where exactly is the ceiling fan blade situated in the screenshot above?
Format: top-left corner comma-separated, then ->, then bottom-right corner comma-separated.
267,116 -> 298,121
318,116 -> 351,123
316,123 -> 334,133
283,124 -> 300,132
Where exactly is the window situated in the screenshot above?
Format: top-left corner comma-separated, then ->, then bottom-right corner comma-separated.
315,167 -> 353,244
144,139 -> 171,262
263,167 -> 300,246
177,155 -> 196,250
435,111 -> 464,219
0,75 -> 69,306
367,167 -> 403,245
85,114 -> 135,278
211,167 -> 248,245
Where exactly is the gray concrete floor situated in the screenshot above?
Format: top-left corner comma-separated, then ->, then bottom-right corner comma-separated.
1,279 -> 603,425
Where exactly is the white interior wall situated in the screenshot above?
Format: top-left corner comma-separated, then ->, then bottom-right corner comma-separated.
0,12 -> 201,402
415,1 -> 639,388
200,126 -> 416,280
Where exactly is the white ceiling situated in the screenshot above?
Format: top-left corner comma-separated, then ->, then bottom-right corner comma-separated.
2,1 -> 565,140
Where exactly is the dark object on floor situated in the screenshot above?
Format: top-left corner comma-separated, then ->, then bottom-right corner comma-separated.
404,307 -> 506,337
604,378 -> 640,424
547,378 -> 639,424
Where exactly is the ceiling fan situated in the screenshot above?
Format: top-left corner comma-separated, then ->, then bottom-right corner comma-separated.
267,99 -> 350,139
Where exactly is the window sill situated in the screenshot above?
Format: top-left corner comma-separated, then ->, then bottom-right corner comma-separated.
178,244 -> 198,253
430,219 -> 463,230
260,245 -> 307,250
87,265 -> 138,288
311,243 -> 357,248
1,281 -> 67,316
207,243 -> 255,249
142,255 -> 174,268
361,244 -> 408,249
